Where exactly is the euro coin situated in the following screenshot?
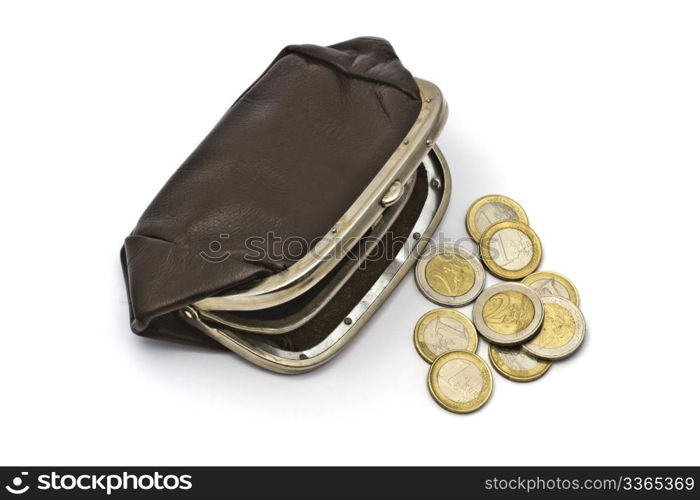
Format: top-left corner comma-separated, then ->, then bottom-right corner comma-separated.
415,243 -> 485,307
479,220 -> 542,280
523,295 -> 586,360
472,282 -> 544,345
413,309 -> 478,363
428,351 -> 493,413
465,194 -> 529,241
522,271 -> 580,306
488,345 -> 551,382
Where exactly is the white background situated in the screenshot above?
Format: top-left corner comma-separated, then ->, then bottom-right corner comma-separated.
1,0 -> 699,466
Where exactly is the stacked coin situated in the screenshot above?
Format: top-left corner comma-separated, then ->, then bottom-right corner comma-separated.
467,194 -> 542,280
413,194 -> 586,413
413,308 -> 492,413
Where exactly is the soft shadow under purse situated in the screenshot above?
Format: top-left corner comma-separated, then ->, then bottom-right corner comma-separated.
121,37 -> 450,373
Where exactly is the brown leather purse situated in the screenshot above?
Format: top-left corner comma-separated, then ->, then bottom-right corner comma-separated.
121,37 -> 450,372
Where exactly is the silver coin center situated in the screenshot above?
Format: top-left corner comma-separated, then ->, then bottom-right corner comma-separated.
437,359 -> 483,403
424,317 -> 470,355
528,278 -> 570,300
475,202 -> 518,233
489,228 -> 533,270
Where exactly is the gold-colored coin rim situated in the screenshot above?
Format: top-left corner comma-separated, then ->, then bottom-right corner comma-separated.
488,344 -> 551,383
521,271 -> 580,306
465,194 -> 529,241
522,295 -> 586,360
413,309 -> 479,363
479,220 -> 542,280
428,351 -> 493,414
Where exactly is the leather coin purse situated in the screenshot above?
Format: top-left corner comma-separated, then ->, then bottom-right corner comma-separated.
121,37 -> 450,373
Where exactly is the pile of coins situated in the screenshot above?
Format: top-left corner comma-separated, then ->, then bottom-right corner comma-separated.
413,194 -> 586,413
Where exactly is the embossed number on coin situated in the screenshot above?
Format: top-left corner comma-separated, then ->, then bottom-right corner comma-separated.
425,253 -> 474,296
414,309 -> 479,363
472,282 -> 544,345
428,351 -> 493,413
465,194 -> 529,241
415,244 -> 485,307
479,220 -> 542,280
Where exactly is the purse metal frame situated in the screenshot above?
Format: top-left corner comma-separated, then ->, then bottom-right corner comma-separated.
193,171 -> 418,334
181,146 -> 450,373
192,78 -> 447,312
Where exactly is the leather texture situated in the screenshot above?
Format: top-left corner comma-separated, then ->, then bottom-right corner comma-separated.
121,37 -> 421,339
